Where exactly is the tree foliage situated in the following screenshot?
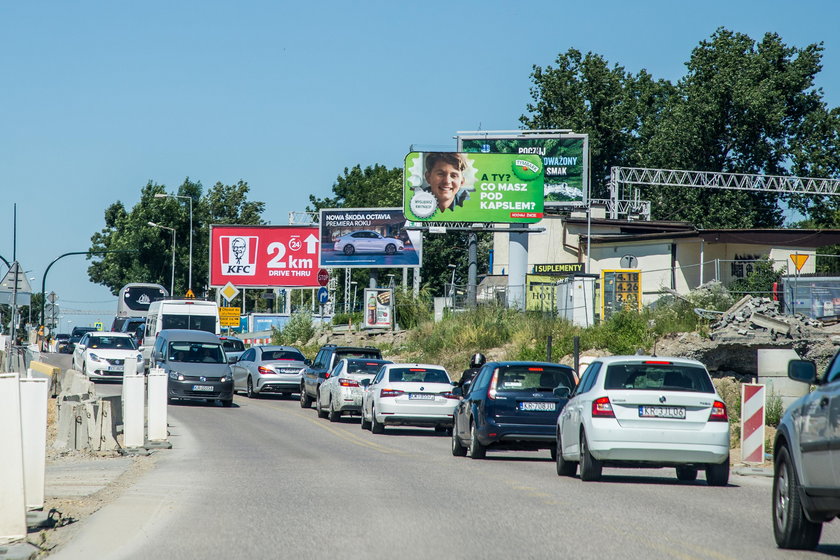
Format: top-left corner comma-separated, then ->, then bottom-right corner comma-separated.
88,178 -> 265,296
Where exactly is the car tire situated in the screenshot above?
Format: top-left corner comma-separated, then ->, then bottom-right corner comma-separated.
361,409 -> 371,431
579,431 -> 603,481
705,457 -> 730,487
299,385 -> 313,408
773,445 -> 822,549
385,244 -> 396,255
316,391 -> 328,419
451,427 -> 467,457
556,435 -> 577,477
246,377 -> 258,399
343,245 -> 355,256
676,466 -> 698,481
328,399 -> 340,422
371,407 -> 385,434
468,422 -> 486,459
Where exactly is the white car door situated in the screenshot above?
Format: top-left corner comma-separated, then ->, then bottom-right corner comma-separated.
561,361 -> 601,459
73,334 -> 88,371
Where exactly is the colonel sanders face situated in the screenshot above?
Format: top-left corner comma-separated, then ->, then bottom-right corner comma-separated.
232,237 -> 246,263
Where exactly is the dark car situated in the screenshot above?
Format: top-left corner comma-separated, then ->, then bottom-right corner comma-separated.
68,326 -> 99,352
451,361 -> 576,459
55,333 -> 71,353
300,344 -> 382,409
773,355 -> 840,549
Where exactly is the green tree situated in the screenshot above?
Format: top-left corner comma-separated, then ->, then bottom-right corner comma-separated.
88,178 -> 265,296
307,164 -> 403,211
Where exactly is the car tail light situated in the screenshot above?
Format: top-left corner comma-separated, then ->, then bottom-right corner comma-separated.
643,360 -> 672,365
592,396 -> 615,418
709,400 -> 728,422
339,378 -> 359,387
257,366 -> 274,375
487,368 -> 500,400
325,371 -> 331,378
380,388 -> 404,398
440,391 -> 459,400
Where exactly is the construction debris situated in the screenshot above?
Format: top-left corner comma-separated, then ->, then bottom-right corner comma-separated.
709,295 -> 822,341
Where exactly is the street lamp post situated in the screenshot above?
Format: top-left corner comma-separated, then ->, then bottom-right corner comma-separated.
155,193 -> 193,294
149,222 -> 176,296
447,264 -> 457,309
351,281 -> 358,312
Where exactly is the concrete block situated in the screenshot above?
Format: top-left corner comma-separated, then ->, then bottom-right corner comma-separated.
122,375 -> 145,449
757,348 -> 809,411
0,374 -> 26,544
19,378 -> 48,510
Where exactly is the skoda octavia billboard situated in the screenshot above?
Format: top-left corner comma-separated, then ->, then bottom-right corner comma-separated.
209,225 -> 320,288
319,208 -> 422,268
403,152 -> 544,223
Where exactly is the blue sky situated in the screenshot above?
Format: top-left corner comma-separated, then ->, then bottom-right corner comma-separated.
2,1 -> 839,332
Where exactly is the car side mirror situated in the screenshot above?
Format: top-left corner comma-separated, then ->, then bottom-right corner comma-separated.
360,379 -> 371,387
77,344 -> 86,350
553,386 -> 571,398
228,355 -> 237,364
788,359 -> 818,384
304,359 -> 312,366
452,386 -> 463,397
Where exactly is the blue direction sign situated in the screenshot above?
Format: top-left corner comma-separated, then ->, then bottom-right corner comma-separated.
318,287 -> 329,304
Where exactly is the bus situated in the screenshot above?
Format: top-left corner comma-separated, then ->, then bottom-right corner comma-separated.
112,283 -> 169,331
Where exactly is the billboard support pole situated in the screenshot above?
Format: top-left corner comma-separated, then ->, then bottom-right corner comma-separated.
508,224 -> 529,311
467,232 -> 477,308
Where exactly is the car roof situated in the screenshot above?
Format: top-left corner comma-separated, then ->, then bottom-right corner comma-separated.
588,356 -> 707,367
256,345 -> 302,352
89,331 -> 132,337
158,329 -> 222,343
383,363 -> 447,370
485,361 -> 575,369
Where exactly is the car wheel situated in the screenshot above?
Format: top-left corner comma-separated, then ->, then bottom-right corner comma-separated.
371,407 -> 385,434
676,466 -> 698,482
299,385 -> 313,408
343,245 -> 355,256
328,399 -> 340,422
773,446 -> 822,549
468,422 -> 486,459
361,407 -> 371,430
451,427 -> 467,457
556,434 -> 577,477
384,244 -> 396,255
705,456 -> 730,487
579,431 -> 603,481
246,376 -> 258,399
316,391 -> 329,418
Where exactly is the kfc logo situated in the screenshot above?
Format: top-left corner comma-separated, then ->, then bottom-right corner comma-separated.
220,236 -> 259,275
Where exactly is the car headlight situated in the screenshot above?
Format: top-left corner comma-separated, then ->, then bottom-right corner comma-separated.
89,353 -> 101,362
169,371 -> 185,381
220,376 -> 231,383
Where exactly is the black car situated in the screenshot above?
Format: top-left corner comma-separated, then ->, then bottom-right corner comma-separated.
300,344 -> 382,408
451,361 -> 576,459
68,326 -> 99,353
55,333 -> 71,353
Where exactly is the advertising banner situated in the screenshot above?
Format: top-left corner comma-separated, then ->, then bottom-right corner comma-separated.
209,225 -> 320,288
362,288 -> 393,329
526,274 -> 557,311
458,133 -> 588,206
403,152 -> 544,223
533,263 -> 585,275
319,208 -> 422,268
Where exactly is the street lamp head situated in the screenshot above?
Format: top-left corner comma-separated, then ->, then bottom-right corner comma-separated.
148,221 -> 158,227
447,264 -> 457,269
154,193 -> 168,199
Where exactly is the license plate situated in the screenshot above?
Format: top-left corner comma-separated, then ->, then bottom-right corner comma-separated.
408,393 -> 434,400
192,385 -> 214,392
639,405 -> 685,419
519,401 -> 556,411
108,366 -> 124,372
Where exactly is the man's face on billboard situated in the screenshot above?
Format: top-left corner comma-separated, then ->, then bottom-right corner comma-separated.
426,161 -> 464,211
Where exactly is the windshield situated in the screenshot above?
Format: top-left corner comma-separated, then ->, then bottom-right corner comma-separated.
388,367 -> 449,384
346,360 -> 390,374
161,314 -> 216,333
87,336 -> 137,350
495,365 -> 575,392
336,350 -> 381,361
221,339 -> 245,352
168,342 -> 225,364
604,363 -> 715,393
262,350 -> 305,361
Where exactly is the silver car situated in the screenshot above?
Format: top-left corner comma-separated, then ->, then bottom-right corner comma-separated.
316,358 -> 392,421
334,230 -> 404,256
231,345 -> 310,398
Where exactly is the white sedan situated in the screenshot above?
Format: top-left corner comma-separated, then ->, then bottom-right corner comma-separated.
334,231 -> 404,256
556,356 -> 730,485
360,363 -> 459,434
72,332 -> 144,380
316,358 -> 392,421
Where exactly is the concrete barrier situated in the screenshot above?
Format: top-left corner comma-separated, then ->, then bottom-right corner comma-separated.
19,377 -> 48,509
122,375 -> 145,449
28,360 -> 62,397
0,373 -> 27,544
757,348 -> 810,411
147,369 -> 168,444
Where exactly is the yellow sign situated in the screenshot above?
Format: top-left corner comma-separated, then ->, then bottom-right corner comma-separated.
219,307 -> 241,328
600,269 -> 642,319
526,275 -> 558,311
94,321 -> 103,331
185,289 -> 195,298
220,282 -> 240,303
790,253 -> 809,273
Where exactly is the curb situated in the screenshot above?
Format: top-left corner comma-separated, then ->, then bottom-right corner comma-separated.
733,466 -> 773,477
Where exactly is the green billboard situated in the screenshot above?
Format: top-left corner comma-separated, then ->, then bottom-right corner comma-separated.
403,152 -> 544,223
458,133 -> 588,205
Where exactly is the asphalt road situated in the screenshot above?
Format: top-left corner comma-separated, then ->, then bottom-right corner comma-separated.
44,355 -> 840,560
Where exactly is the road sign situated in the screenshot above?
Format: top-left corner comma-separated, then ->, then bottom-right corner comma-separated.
790,253 -> 809,272
220,282 -> 240,303
318,287 -> 329,304
0,262 -> 32,293
185,289 -> 195,298
317,269 -> 330,287
94,321 -> 103,331
47,292 -> 57,304
219,307 -> 241,328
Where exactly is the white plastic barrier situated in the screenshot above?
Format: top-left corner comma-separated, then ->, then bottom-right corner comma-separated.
122,374 -> 145,449
0,373 -> 26,543
147,368 -> 168,443
20,377 -> 48,509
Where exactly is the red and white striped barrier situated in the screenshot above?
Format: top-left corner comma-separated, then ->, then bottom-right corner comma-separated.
243,338 -> 271,346
740,383 -> 766,464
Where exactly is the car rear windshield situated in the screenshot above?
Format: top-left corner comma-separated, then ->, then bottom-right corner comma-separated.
604,363 -> 715,393
336,350 -> 381,361
388,368 -> 449,384
87,336 -> 137,350
262,350 -> 305,361
346,360 -> 388,374
221,339 -> 245,352
168,342 -> 225,364
161,314 -> 216,333
496,365 -> 575,392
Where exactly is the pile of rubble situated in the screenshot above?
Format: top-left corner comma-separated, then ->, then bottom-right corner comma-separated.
709,295 -> 823,341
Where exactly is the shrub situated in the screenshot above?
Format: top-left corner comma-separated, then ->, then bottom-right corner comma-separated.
394,287 -> 432,329
765,389 -> 784,427
272,311 -> 315,346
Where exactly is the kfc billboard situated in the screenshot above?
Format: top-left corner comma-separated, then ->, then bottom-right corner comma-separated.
210,225 -> 320,288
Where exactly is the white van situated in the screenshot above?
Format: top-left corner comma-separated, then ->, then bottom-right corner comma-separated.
141,299 -> 221,366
